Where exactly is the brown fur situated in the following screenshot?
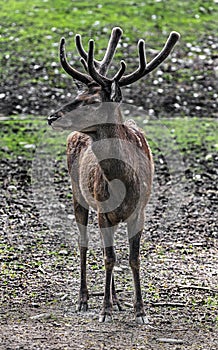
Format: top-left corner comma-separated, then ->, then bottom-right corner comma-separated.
49,83 -> 154,322
48,26 -> 179,324
67,119 -> 153,225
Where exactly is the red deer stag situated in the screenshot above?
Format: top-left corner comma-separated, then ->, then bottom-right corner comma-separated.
48,27 -> 180,323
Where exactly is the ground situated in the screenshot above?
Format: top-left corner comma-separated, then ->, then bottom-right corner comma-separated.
0,2 -> 218,348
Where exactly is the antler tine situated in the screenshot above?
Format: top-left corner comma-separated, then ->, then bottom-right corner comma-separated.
80,58 -> 88,72
119,31 -> 180,87
73,27 -> 123,84
75,34 -> 87,60
119,40 -> 147,87
60,37 -> 92,85
145,31 -> 180,73
99,27 -> 123,75
75,34 -> 101,70
87,39 -> 111,87
113,60 -> 126,82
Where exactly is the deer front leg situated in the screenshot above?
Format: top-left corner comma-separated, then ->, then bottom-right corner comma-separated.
74,199 -> 89,312
112,274 -> 122,311
128,219 -> 148,324
98,213 -> 116,323
101,249 -> 122,311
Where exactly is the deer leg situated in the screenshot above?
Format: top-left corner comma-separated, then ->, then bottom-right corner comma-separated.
98,214 -> 116,322
74,199 -> 89,312
112,274 -> 122,311
101,248 -> 122,311
127,220 -> 149,324
99,246 -> 116,322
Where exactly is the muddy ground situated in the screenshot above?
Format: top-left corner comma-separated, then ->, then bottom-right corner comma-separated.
0,38 -> 218,349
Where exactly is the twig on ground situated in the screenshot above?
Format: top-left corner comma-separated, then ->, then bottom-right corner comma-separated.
177,285 -> 218,293
156,338 -> 185,344
149,302 -> 187,307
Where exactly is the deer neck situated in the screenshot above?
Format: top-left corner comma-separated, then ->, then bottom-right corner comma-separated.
89,105 -> 128,181
89,105 -> 140,216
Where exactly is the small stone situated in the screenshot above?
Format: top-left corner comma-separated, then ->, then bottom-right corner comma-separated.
23,144 -> 36,149
7,185 -> 17,192
58,249 -> 68,255
30,313 -> 51,320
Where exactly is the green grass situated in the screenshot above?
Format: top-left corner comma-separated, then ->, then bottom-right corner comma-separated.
163,118 -> 217,150
0,1 -> 217,161
0,116 -> 46,159
0,115 -> 217,161
129,116 -> 218,158
1,0 -> 217,68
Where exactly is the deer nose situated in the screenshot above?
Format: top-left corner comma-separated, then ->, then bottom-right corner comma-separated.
47,111 -> 63,125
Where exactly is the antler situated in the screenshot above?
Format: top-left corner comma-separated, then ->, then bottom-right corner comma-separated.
100,27 -> 123,75
75,27 -> 123,75
119,31 -> 180,87
60,27 -> 124,86
59,28 -> 180,88
86,40 -> 126,87
59,37 -> 92,85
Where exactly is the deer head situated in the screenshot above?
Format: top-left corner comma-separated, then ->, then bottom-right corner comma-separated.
48,27 -> 180,129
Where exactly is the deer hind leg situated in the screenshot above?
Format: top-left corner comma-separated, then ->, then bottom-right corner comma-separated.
73,198 -> 89,312
98,213 -> 116,322
127,218 -> 149,324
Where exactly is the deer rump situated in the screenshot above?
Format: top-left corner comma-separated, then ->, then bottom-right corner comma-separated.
67,119 -> 153,226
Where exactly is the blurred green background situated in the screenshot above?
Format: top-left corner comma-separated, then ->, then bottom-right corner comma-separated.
1,0 -> 217,58
0,0 -> 217,157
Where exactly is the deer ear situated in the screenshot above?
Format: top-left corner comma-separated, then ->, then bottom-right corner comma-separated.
111,81 -> 122,102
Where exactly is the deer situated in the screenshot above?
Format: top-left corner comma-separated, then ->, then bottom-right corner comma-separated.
48,27 -> 180,324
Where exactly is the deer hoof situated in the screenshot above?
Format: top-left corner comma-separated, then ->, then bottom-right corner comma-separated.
99,313 -> 113,323
135,315 -> 149,325
78,301 -> 88,312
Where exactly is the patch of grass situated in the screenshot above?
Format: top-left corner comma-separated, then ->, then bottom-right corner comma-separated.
204,295 -> 218,308
0,116 -> 46,159
1,0 -> 217,70
0,115 -> 69,162
143,117 -> 218,155
0,116 -> 217,161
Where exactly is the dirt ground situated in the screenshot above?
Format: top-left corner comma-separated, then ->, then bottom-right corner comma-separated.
0,151 -> 217,349
0,38 -> 217,349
